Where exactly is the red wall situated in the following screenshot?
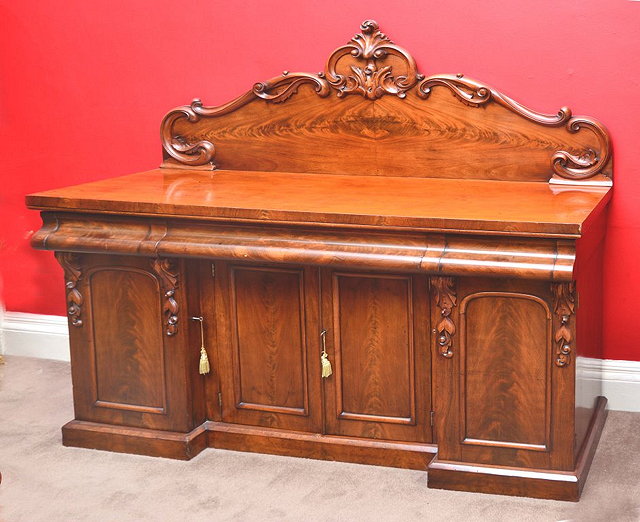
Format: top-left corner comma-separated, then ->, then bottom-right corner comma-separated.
1,1 -> 639,360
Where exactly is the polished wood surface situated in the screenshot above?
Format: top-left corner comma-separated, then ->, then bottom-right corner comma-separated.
27,19 -> 612,502
60,254 -> 204,432
322,271 -> 431,443
27,169 -> 610,237
461,293 -> 550,450
161,20 -> 611,185
214,263 -> 322,433
31,214 -> 578,281
433,277 -> 576,472
91,268 -> 166,412
428,397 -> 608,501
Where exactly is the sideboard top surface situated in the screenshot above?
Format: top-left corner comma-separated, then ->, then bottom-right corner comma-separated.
27,168 -> 610,237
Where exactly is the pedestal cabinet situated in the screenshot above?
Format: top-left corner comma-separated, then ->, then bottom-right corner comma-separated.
27,20 -> 612,500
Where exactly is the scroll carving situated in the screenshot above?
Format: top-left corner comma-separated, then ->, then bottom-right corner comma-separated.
417,75 -> 611,181
324,19 -> 421,99
151,258 -> 180,336
159,19 -> 612,182
552,282 -> 576,367
161,95 -> 252,167
253,71 -> 330,103
55,252 -> 83,327
431,276 -> 457,358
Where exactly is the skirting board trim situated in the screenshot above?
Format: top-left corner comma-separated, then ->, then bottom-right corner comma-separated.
1,312 -> 639,412
1,311 -> 70,361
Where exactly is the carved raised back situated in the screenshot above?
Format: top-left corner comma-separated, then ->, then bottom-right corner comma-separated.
161,20 -> 612,185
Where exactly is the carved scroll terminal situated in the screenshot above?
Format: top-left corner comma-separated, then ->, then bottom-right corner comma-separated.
552,282 -> 576,367
55,252 -> 83,327
151,258 -> 180,336
431,276 -> 457,358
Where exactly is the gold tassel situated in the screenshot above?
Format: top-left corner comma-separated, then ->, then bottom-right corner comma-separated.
321,352 -> 332,378
192,316 -> 211,375
199,346 -> 210,375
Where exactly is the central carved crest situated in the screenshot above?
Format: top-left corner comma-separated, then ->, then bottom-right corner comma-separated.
324,20 -> 421,99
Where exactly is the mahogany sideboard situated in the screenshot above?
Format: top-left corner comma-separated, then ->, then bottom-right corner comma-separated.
27,21 -> 612,501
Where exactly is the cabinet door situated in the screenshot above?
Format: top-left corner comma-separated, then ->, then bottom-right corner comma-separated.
432,277 -> 575,470
215,262 -> 322,432
321,270 -> 431,443
57,253 -> 201,432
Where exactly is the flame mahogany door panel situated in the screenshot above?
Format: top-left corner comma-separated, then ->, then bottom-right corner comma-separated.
214,262 -> 323,432
432,277 -> 575,470
58,253 -> 203,433
320,270 -> 432,443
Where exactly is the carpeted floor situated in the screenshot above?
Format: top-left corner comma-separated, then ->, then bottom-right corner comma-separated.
0,356 -> 638,521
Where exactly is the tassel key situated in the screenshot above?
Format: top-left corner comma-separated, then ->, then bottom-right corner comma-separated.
320,329 -> 332,379
199,346 -> 210,375
192,316 -> 211,375
321,352 -> 332,378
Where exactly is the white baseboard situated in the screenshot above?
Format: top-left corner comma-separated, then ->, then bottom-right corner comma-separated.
577,357 -> 640,413
1,312 -> 638,412
1,311 -> 70,361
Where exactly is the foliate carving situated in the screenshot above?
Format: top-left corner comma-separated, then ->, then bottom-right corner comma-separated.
159,19 -> 612,182
151,258 -> 180,336
55,252 -> 83,327
325,19 -> 421,99
552,282 -> 576,367
431,276 -> 457,358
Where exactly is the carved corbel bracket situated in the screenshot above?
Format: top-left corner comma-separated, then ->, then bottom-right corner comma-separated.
552,282 -> 577,367
151,258 -> 180,336
431,276 -> 457,358
55,252 -> 84,327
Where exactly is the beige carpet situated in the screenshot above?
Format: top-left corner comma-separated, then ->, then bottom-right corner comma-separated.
0,356 -> 638,521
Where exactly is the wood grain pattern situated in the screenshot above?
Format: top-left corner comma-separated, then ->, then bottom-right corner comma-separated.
160,20 -> 611,184
322,270 -> 431,443
27,170 -> 611,238
33,213 -> 582,281
62,420 -> 208,460
334,274 -> 414,422
167,86 -> 611,182
58,254 -> 203,433
231,266 -> 308,414
428,397 -> 608,501
90,268 -> 166,413
27,18 -> 612,501
435,277 -> 577,471
460,293 -> 551,451
207,421 -> 436,470
214,262 -> 322,433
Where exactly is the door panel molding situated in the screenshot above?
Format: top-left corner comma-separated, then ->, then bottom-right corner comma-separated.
459,291 -> 552,452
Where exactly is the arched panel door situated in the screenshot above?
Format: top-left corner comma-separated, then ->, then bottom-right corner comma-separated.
431,277 -> 575,471
57,253 -> 200,433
